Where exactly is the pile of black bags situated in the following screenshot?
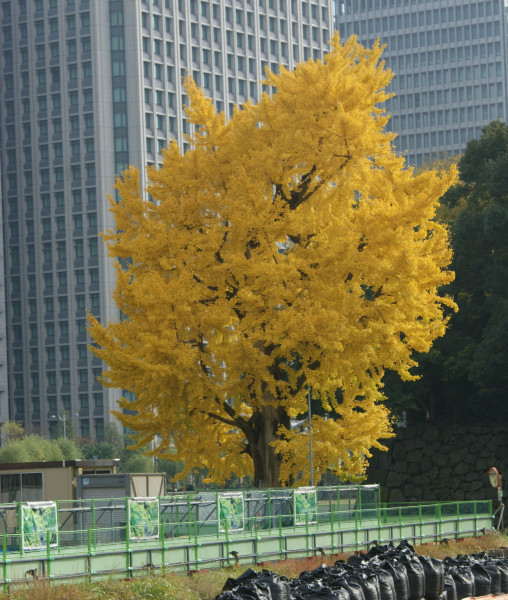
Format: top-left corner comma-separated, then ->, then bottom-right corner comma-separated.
216,540 -> 508,600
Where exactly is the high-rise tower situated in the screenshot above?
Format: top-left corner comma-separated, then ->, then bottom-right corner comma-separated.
335,0 -> 508,167
0,0 -> 333,439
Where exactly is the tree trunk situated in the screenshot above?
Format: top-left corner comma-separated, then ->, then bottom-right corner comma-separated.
247,404 -> 290,488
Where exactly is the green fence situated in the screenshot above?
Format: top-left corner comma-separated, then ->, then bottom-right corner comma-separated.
0,486 -> 493,588
0,485 -> 381,550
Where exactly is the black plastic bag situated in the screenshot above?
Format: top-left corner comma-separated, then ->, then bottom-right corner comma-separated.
482,560 -> 501,595
335,587 -> 351,600
449,566 -> 474,600
216,591 -> 243,600
293,582 -> 340,600
348,555 -> 369,568
374,568 -> 396,600
239,569 -> 261,581
470,563 -> 491,596
359,574 -> 381,600
342,577 -> 367,600
443,572 -> 457,600
316,578 -> 350,600
300,570 -> 321,584
381,560 -> 410,600
329,563 -> 348,579
257,570 -> 291,600
400,554 -> 425,600
368,544 -> 395,558
396,541 -> 417,555
495,558 -> 508,592
217,580 -> 273,600
322,572 -> 348,590
419,556 -> 444,599
222,568 -> 260,592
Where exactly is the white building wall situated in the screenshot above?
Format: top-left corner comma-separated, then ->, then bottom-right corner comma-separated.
335,0 -> 508,167
0,0 -> 334,440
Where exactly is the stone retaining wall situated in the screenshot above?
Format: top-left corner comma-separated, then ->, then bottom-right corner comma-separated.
365,424 -> 507,505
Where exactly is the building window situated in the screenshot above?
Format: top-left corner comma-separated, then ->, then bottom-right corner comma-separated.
72,165 -> 82,181
59,297 -> 69,313
44,298 -> 54,313
87,214 -> 98,229
74,217 -> 83,233
81,13 -> 91,28
75,240 -> 84,258
0,474 -> 43,503
43,242 -> 52,261
95,419 -> 104,439
80,420 -> 90,438
62,395 -> 71,411
31,372 -> 40,389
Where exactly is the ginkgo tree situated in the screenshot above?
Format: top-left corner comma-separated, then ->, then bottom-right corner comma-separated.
89,34 -> 457,488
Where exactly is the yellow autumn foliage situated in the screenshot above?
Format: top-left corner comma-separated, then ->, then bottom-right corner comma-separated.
89,34 -> 457,487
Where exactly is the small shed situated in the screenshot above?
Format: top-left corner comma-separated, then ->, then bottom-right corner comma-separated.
76,473 -> 166,500
0,459 -> 120,503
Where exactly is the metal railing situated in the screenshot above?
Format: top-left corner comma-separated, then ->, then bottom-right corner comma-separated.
0,484 -> 381,547
0,491 -> 493,588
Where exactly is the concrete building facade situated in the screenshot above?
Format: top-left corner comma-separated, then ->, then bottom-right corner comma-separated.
0,0 -> 333,439
335,0 -> 508,166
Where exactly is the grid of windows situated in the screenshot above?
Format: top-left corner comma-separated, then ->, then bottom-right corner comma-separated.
0,0 -> 332,440
335,0 -> 507,166
140,0 -> 332,160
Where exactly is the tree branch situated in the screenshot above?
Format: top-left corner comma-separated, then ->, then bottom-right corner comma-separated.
214,230 -> 229,264
209,396 -> 253,439
207,412 -> 237,427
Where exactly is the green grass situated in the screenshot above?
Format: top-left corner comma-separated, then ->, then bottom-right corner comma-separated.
1,532 -> 506,600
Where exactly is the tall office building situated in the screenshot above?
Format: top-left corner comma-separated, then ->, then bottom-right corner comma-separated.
0,184 -> 8,431
335,0 -> 508,167
0,0 -> 333,439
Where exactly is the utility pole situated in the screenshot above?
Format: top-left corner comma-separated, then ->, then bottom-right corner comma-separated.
308,387 -> 314,487
58,412 -> 67,439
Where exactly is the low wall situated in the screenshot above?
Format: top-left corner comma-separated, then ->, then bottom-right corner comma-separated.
366,424 -> 506,504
